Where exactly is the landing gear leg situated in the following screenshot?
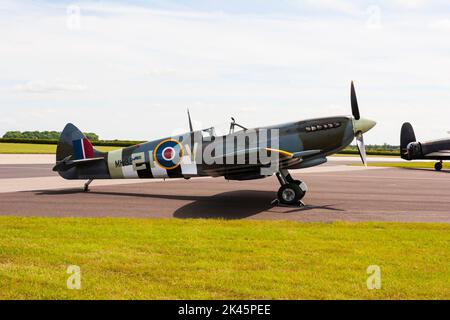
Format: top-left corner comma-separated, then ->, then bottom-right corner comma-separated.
84,179 -> 94,192
435,161 -> 443,171
271,170 -> 307,207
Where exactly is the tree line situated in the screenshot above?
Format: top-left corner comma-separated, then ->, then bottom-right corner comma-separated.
3,131 -> 99,141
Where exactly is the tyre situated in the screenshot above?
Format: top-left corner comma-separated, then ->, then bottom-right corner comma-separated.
277,183 -> 305,205
435,162 -> 443,171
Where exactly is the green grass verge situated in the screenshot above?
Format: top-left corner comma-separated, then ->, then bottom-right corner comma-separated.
354,162 -> 450,169
0,217 -> 448,300
0,143 -> 120,154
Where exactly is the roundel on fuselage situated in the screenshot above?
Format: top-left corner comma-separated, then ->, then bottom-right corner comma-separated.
154,139 -> 184,170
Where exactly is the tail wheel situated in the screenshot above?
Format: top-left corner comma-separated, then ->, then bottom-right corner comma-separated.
435,162 -> 443,171
277,183 -> 305,205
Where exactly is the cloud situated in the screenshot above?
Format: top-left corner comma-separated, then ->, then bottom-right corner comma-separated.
393,0 -> 427,9
143,68 -> 177,77
429,19 -> 450,30
106,63 -> 177,77
12,81 -> 87,93
0,1 -> 450,143
302,0 -> 361,15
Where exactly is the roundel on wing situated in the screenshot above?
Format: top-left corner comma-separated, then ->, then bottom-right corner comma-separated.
154,139 -> 184,170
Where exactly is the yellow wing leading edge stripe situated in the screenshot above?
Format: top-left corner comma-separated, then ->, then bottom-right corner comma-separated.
265,148 -> 294,158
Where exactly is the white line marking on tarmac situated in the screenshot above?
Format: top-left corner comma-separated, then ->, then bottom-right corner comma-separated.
0,165 -> 386,193
331,156 -> 432,163
0,154 -> 55,164
0,177 -> 175,193
291,165 -> 385,174
318,173 -> 450,182
0,166 -> 51,169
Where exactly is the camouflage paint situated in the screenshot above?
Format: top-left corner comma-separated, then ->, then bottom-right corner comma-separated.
55,116 -> 359,181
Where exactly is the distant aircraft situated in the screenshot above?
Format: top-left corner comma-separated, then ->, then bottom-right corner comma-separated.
401,122 -> 450,171
54,82 -> 376,206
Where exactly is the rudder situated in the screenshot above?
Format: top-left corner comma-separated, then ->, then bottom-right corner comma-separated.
55,123 -> 110,180
400,122 -> 416,159
56,123 -> 98,161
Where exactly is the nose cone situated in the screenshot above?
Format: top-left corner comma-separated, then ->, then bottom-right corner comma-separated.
353,118 -> 376,134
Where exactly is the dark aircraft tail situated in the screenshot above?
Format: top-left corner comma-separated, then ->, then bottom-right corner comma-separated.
54,123 -> 108,179
400,122 -> 417,159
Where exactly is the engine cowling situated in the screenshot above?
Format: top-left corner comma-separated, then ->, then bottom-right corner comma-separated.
405,142 -> 422,160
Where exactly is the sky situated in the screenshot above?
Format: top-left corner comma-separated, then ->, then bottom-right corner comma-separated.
1,0 -> 450,144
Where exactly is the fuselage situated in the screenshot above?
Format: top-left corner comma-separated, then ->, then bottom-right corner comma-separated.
406,138 -> 450,161
57,115 -> 363,181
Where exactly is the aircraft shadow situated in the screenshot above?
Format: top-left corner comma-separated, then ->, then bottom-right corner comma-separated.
37,189 -> 343,220
173,190 -> 276,219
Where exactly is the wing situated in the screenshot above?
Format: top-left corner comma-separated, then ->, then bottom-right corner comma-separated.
205,147 -> 321,179
214,147 -> 321,162
266,148 -> 322,159
425,150 -> 450,158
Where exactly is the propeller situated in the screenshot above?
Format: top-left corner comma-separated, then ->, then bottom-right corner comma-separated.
351,81 -> 376,167
351,81 -> 360,120
355,132 -> 367,166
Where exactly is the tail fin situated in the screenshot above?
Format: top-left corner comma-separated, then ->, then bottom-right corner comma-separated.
400,122 -> 416,158
55,123 -> 108,179
56,123 -> 101,162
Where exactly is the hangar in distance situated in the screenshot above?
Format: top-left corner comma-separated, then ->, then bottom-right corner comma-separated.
53,82 -> 376,206
401,122 -> 450,171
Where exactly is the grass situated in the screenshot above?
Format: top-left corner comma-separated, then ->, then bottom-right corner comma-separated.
0,143 -> 120,154
356,162 -> 450,169
0,217 -> 448,300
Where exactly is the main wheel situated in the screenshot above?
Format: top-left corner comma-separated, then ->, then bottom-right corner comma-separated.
435,162 -> 443,171
277,183 -> 305,205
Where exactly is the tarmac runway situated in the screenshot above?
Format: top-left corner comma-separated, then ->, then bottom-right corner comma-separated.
0,155 -> 449,222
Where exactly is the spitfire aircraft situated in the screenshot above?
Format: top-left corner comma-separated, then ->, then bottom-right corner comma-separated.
54,82 -> 376,206
401,122 -> 450,171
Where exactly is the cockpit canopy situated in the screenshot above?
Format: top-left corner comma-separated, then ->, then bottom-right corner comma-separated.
198,118 -> 248,139
201,127 -> 216,138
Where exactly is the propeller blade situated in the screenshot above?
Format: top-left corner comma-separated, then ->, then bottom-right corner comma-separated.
351,81 -> 360,120
356,132 -> 367,167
